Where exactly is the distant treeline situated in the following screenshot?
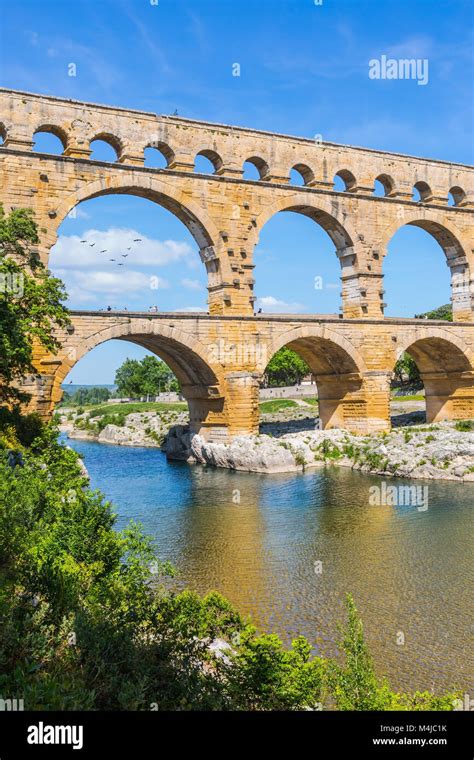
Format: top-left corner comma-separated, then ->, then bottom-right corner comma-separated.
61,386 -> 113,406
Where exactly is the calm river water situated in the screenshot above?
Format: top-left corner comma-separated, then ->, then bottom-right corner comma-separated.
63,435 -> 473,695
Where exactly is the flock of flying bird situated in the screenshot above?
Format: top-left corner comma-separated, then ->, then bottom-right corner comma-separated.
79,237 -> 143,266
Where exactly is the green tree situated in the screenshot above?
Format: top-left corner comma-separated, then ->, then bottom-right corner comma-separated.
115,356 -> 179,397
415,304 -> 452,321
0,205 -> 70,404
393,353 -> 421,386
62,386 -> 111,406
264,348 -> 310,387
328,595 -> 390,710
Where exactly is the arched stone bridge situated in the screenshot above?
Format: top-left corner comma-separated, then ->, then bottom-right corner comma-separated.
26,311 -> 474,439
0,89 -> 473,435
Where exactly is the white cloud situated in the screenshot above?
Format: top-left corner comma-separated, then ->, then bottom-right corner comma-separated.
67,208 -> 90,220
50,228 -> 197,269
255,296 -> 305,313
180,278 -> 203,291
55,269 -> 169,304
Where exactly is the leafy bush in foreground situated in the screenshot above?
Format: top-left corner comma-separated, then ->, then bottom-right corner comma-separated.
0,424 -> 460,711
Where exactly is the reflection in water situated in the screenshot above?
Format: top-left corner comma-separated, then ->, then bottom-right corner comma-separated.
64,435 -> 474,694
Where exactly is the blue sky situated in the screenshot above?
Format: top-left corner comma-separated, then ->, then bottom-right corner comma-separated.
1,0 -> 472,383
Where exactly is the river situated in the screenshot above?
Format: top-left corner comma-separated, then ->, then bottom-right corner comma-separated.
63,434 -> 473,695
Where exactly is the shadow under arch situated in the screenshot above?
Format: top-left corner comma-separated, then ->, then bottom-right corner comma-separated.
395,329 -> 474,423
262,325 -> 369,431
53,318 -> 226,436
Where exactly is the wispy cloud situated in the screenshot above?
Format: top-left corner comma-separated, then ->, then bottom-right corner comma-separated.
50,228 -> 196,269
50,227 -> 196,306
255,296 -> 305,313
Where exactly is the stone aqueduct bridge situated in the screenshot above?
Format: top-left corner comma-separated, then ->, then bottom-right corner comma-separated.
26,310 -> 474,439
0,89 -> 473,438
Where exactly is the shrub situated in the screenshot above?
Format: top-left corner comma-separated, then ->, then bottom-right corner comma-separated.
455,420 -> 474,432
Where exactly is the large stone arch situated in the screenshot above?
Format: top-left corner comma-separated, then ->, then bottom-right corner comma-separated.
395,326 -> 474,370
394,327 -> 474,423
262,323 -> 368,375
381,211 -> 473,322
52,318 -> 228,438
253,192 -> 359,254
260,324 -> 384,432
48,173 -> 233,306
381,211 -> 471,262
250,192 -> 369,318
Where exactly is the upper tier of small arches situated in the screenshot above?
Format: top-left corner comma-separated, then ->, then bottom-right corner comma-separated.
0,119 -> 470,208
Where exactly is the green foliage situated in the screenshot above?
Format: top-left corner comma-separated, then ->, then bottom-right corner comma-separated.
317,439 -> 342,460
328,595 -> 459,711
0,205 -> 70,403
393,353 -> 421,386
0,406 -> 44,449
264,348 -> 310,387
259,399 -> 298,414
455,419 -> 474,431
391,394 -> 424,402
225,629 -> 324,710
415,304 -> 452,321
328,595 -> 388,710
115,356 -> 179,398
293,451 -> 306,467
80,401 -> 186,417
95,413 -> 127,431
61,386 -> 112,407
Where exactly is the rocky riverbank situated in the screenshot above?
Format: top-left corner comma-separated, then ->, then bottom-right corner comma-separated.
60,405 -> 474,481
62,409 -> 189,447
163,422 -> 474,482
